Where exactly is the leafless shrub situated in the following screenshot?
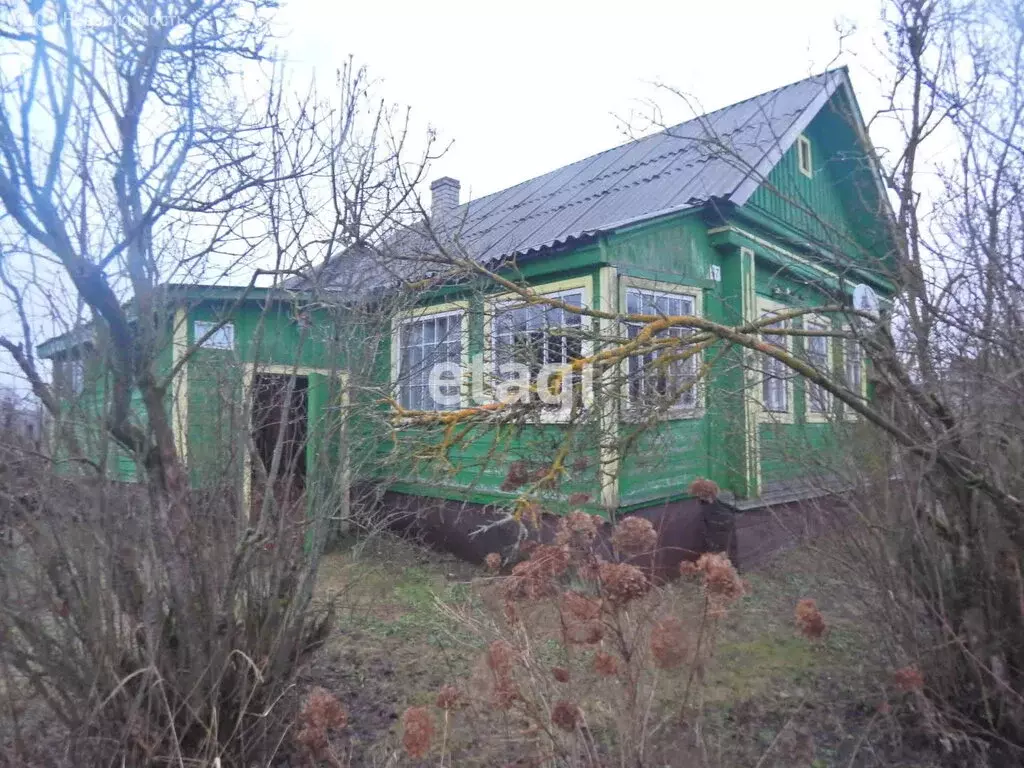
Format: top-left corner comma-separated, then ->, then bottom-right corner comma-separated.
0,1 -> 425,764
431,511 -> 746,766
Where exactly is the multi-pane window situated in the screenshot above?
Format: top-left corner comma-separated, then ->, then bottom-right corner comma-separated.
805,321 -> 831,415
845,337 -> 863,394
761,316 -> 790,413
397,311 -> 463,411
493,290 -> 584,397
625,288 -> 699,411
69,358 -> 85,396
195,320 -> 235,350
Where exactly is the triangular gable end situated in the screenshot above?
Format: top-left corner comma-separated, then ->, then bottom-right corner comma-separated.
731,73 -> 899,283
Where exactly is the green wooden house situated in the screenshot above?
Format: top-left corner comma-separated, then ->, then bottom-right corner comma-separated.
39,68 -> 896,549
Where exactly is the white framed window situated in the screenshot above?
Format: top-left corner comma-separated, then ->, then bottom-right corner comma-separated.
492,288 -> 586,407
69,358 -> 85,395
797,134 -> 813,178
194,320 -> 235,350
624,286 -> 700,413
844,331 -> 865,420
804,317 -> 832,420
396,309 -> 464,411
757,302 -> 794,421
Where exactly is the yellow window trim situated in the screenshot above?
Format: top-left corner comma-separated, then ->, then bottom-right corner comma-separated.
597,266 -> 620,511
171,308 -> 189,462
390,301 -> 471,411
756,296 -> 795,424
618,275 -> 705,420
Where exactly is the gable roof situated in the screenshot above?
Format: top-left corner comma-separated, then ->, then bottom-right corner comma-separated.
434,68 -> 859,264
302,68 -> 876,294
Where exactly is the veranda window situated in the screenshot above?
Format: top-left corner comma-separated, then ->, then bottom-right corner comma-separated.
397,310 -> 463,411
805,321 -> 831,415
69,358 -> 85,396
625,287 -> 699,411
845,336 -> 863,395
492,289 -> 584,403
844,333 -> 864,421
761,316 -> 791,414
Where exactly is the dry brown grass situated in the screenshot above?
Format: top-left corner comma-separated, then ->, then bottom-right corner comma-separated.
298,532 -> 939,767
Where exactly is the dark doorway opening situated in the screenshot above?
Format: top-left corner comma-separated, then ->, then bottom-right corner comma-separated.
251,374 -> 308,517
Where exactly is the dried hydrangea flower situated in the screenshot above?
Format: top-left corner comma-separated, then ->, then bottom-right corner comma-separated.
555,509 -> 600,550
681,552 -> 746,607
551,699 -> 582,732
795,598 -> 827,639
300,687 -> 347,730
611,516 -> 657,555
593,650 -> 619,677
295,687 -> 347,761
501,460 -> 531,491
560,590 -> 602,621
502,544 -> 569,600
688,477 -> 720,502
402,706 -> 434,759
702,553 -> 745,601
435,685 -> 460,710
598,561 -> 650,606
486,639 -> 517,676
649,616 -> 689,669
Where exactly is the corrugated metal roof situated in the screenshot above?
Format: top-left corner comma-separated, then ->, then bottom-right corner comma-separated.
302,69 -> 850,293
440,69 -> 846,264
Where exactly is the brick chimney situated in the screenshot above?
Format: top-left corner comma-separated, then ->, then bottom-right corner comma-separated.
430,177 -> 460,225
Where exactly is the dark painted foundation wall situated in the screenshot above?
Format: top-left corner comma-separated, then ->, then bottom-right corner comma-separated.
370,489 -> 838,576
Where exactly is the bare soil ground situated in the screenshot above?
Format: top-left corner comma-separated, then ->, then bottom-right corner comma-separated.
289,535 -> 944,767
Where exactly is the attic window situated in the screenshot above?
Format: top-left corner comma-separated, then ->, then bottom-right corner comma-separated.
797,135 -> 813,178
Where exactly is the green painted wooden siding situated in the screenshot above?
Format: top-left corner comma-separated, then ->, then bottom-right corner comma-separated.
183,301 -> 353,491
607,214 -> 719,507
753,267 -> 847,489
618,418 -> 709,507
746,93 -> 888,266
373,266 -> 605,511
49,321 -> 174,481
45,90 -> 890,512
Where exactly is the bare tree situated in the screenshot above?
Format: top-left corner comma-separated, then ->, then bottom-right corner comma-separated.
0,2 -> 433,763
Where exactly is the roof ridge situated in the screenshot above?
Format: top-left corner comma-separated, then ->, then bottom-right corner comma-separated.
472,143 -> 695,225
454,68 -> 844,215
466,151 -> 720,244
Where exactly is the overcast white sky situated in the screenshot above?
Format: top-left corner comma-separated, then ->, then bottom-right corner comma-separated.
1,0 -> 897,395
275,0 -> 892,204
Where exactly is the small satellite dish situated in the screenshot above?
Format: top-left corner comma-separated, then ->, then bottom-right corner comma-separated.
852,284 -> 880,318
